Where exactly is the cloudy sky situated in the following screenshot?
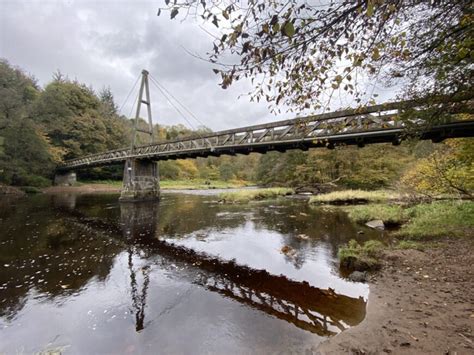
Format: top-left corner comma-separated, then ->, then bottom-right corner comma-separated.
1,0 -> 397,131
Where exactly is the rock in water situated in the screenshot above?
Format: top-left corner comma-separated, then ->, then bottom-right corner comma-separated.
281,245 -> 297,257
348,271 -> 367,282
365,219 -> 385,230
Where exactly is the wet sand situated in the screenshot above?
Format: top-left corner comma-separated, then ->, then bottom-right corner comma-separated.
318,237 -> 474,354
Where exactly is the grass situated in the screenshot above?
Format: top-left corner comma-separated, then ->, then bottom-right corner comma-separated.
160,179 -> 252,190
344,200 -> 474,239
338,239 -> 385,271
394,240 -> 426,251
218,188 -> 294,203
338,239 -> 429,271
397,200 -> 474,239
80,179 -> 253,190
19,186 -> 42,194
309,189 -> 400,204
344,204 -> 406,225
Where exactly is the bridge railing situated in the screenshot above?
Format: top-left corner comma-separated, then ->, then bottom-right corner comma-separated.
58,100 -> 467,170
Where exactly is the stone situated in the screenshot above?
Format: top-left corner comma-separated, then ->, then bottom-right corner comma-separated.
281,245 -> 297,257
120,158 -> 160,202
348,271 -> 368,282
366,219 -> 385,230
54,171 -> 77,186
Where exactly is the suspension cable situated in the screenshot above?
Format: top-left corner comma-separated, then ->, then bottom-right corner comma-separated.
148,77 -> 210,145
149,74 -> 207,129
118,73 -> 141,116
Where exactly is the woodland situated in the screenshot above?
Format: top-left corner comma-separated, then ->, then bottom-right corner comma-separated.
0,59 -> 471,197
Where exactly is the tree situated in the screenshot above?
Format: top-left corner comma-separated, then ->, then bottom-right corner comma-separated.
0,60 -> 55,186
99,87 -> 118,117
33,79 -> 129,160
219,162 -> 235,181
0,59 -> 38,123
160,1 -> 472,115
401,138 -> 473,197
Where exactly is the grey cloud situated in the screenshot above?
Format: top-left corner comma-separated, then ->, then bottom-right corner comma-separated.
2,0 -> 393,132
0,0 -> 277,131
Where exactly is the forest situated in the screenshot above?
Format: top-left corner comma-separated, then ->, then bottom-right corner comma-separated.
0,59 -> 472,197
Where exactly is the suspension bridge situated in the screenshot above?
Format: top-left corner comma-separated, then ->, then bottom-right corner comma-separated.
55,70 -> 474,201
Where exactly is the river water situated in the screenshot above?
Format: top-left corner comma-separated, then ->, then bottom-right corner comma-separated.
0,191 -> 382,354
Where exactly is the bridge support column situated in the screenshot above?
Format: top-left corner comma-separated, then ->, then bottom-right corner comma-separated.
54,171 -> 77,186
119,159 -> 160,202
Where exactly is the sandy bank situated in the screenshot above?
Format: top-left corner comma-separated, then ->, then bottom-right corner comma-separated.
318,238 -> 474,354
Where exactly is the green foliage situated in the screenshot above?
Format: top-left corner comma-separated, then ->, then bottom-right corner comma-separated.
398,201 -> 474,239
0,60 -> 130,186
256,151 -> 306,186
344,204 -> 405,225
19,186 -> 42,194
159,161 -> 181,180
344,200 -> 474,239
401,138 -> 474,197
338,239 -> 385,271
219,162 -> 235,181
33,79 -> 129,159
257,144 -> 414,189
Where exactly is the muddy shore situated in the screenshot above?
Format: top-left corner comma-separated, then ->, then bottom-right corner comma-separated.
318,238 -> 474,354
43,184 -> 121,194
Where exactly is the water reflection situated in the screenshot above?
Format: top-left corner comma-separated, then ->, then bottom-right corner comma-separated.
0,192 -> 381,353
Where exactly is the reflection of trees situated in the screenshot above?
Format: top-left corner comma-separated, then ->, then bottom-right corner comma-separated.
116,204 -> 366,335
152,194 -> 247,238
1,193 -> 369,335
0,195 -> 120,320
251,202 -> 382,265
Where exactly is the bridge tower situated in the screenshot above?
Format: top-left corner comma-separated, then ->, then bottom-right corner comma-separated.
119,70 -> 160,202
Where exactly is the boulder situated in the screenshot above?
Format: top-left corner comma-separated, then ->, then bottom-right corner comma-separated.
365,219 -> 385,230
348,271 -> 368,282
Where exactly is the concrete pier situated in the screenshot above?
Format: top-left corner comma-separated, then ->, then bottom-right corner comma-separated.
119,158 -> 160,202
54,171 -> 77,186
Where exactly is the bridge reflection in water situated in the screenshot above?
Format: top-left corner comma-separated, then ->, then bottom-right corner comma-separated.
0,193 -> 373,352
58,196 -> 367,335
114,200 -> 366,336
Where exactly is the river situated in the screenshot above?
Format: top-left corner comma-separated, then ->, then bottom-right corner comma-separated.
0,191 -> 383,354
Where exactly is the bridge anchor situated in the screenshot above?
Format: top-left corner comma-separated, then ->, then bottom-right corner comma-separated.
54,171 -> 77,186
119,159 -> 160,202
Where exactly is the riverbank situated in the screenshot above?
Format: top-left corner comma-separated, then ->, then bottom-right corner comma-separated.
318,237 -> 474,354
0,184 -> 26,196
43,179 -> 253,193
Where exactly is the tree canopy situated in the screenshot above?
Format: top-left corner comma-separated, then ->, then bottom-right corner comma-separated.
160,0 -> 473,114
1,59 -> 471,197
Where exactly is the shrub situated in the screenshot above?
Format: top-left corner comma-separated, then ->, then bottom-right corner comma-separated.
338,239 -> 385,271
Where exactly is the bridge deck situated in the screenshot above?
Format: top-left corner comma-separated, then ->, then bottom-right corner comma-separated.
58,101 -> 474,170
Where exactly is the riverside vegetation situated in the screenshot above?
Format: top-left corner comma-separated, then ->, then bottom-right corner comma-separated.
336,199 -> 474,271
1,60 -> 472,196
1,60 -> 473,265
